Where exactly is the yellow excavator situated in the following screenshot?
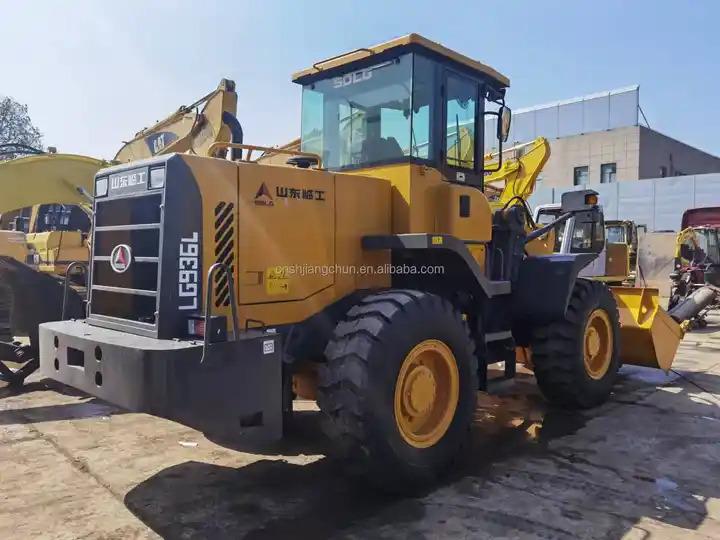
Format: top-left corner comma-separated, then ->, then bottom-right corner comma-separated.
484,137 -> 550,209
38,35 -> 700,491
0,79 -> 240,386
668,208 -> 720,324
0,152 -> 100,272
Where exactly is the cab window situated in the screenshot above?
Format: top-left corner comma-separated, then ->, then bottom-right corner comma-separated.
410,54 -> 435,160
300,54 -> 413,169
606,225 -> 626,244
445,73 -> 477,169
536,209 -> 564,252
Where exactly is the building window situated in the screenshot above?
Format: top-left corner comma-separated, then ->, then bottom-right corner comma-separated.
573,166 -> 589,186
600,163 -> 617,183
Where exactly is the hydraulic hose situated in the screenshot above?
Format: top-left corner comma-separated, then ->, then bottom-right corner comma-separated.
222,111 -> 244,161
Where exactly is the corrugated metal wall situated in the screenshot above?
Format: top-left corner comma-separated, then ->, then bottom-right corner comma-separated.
485,86 -> 640,152
528,173 -> 720,231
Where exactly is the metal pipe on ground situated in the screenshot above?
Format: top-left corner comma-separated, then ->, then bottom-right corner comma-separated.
667,286 -> 718,323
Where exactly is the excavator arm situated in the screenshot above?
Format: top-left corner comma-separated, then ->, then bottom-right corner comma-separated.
0,77 -> 240,220
114,78 -> 240,162
0,153 -> 103,216
483,137 -> 553,254
674,227 -> 702,264
484,137 -> 550,210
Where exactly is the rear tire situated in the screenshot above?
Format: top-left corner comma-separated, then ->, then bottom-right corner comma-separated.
318,290 -> 477,492
531,279 -> 620,409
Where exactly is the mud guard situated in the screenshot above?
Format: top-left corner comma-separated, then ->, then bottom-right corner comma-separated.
512,254 -> 598,325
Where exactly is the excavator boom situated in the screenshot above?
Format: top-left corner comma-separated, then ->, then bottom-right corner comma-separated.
114,79 -> 240,162
0,153 -> 103,215
484,137 -> 550,209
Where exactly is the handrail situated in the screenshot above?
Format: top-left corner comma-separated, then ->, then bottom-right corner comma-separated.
312,47 -> 374,71
206,142 -> 323,169
201,262 -> 239,363
61,261 -> 88,320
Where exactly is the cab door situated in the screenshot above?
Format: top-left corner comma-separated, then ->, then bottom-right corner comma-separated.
441,70 -> 481,185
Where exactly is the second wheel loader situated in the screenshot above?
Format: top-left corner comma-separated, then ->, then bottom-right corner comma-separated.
39,34 -> 693,491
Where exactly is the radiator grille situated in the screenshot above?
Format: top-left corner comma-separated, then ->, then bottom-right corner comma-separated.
213,202 -> 235,307
90,193 -> 162,325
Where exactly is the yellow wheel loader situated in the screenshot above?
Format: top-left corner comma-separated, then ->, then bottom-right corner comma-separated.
534,203 -> 639,285
0,80 -> 240,386
38,35 -> 693,491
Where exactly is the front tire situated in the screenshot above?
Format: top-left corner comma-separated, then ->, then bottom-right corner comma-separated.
531,279 -> 620,409
318,290 -> 478,492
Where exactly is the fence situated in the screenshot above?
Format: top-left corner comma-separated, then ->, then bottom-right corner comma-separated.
485,86 -> 640,152
527,173 -> 720,232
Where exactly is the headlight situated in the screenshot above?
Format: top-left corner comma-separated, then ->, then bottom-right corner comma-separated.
149,167 -> 165,189
95,176 -> 108,197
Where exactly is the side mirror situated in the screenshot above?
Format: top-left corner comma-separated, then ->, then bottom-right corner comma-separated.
561,189 -> 599,213
497,106 -> 512,143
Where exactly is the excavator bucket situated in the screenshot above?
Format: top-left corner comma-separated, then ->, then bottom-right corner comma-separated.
611,287 -> 684,371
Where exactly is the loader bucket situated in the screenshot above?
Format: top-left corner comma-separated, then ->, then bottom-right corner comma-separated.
611,287 -> 684,372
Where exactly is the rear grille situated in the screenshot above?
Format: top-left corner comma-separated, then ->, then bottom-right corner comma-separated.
94,229 -> 160,258
213,202 -> 235,307
90,193 -> 162,327
95,194 -> 162,227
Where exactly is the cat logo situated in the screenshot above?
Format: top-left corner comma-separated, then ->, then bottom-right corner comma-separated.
110,244 -> 132,273
254,182 -> 274,206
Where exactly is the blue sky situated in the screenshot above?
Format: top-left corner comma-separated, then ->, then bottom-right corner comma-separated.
2,0 -> 719,158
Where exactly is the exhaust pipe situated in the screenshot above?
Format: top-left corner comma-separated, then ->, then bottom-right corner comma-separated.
667,286 -> 718,323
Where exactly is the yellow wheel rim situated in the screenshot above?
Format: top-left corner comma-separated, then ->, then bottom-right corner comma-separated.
394,339 -> 459,448
583,309 -> 613,380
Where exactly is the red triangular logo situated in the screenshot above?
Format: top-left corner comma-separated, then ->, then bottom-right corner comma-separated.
114,248 -> 127,266
254,182 -> 274,206
111,245 -> 131,272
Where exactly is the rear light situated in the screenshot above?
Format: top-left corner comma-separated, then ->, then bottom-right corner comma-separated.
188,317 -> 205,337
187,315 -> 227,342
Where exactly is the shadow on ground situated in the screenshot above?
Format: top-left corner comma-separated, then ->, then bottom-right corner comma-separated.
123,368 -> 720,539
4,364 -> 720,538
0,379 -> 125,424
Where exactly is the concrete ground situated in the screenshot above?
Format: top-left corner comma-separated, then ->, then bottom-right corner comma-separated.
2,319 -> 720,539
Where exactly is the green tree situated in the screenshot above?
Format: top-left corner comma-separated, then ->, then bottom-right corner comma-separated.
0,97 -> 43,160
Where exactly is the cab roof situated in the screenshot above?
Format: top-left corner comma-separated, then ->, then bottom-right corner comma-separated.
682,207 -> 720,229
292,33 -> 510,88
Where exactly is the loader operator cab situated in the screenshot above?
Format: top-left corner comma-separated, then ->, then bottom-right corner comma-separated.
535,204 -> 605,255
294,34 -> 512,186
